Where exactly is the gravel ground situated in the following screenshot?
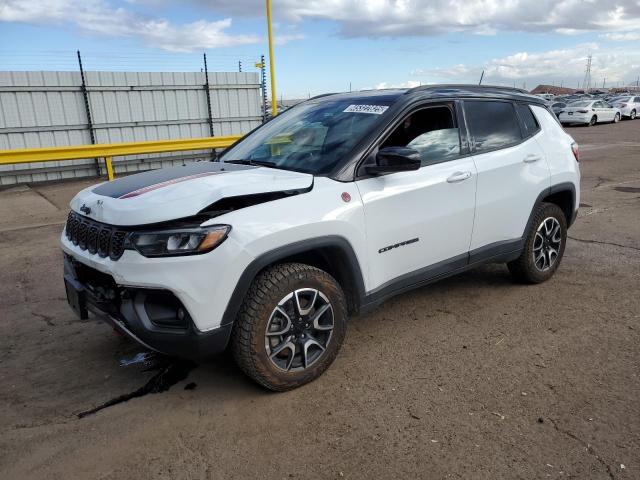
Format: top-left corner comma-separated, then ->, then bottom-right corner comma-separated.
0,119 -> 638,480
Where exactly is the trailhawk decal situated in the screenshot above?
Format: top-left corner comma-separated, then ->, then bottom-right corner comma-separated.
343,104 -> 389,115
378,238 -> 419,254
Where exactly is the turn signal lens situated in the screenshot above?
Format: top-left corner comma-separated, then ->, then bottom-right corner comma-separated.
198,228 -> 230,252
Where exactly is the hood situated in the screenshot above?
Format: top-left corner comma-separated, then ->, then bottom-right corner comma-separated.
70,162 -> 313,226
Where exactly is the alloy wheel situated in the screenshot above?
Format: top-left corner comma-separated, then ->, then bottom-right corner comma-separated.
264,288 -> 334,372
533,217 -> 562,272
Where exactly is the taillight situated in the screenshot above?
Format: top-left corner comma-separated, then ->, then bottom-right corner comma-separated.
571,142 -> 579,163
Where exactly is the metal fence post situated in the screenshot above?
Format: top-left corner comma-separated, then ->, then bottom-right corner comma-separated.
77,50 -> 100,176
203,53 -> 215,138
260,55 -> 268,122
203,53 -> 217,161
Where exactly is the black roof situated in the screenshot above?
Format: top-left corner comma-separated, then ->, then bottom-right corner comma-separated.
310,84 -> 545,105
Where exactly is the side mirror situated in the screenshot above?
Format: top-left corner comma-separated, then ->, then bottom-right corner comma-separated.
365,147 -> 421,175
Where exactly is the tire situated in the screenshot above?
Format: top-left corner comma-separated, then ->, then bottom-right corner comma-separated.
631,110 -> 637,120
613,113 -> 620,123
508,203 -> 567,284
588,115 -> 597,126
231,262 -> 348,391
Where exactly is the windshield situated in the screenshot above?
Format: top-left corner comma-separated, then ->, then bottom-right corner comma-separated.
614,97 -> 631,102
221,98 -> 394,175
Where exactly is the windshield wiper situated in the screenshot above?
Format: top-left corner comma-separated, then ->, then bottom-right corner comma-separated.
224,159 -> 278,168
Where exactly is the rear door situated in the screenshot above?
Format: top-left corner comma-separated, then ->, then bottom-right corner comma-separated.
355,102 -> 477,291
465,100 -> 550,254
595,101 -> 612,121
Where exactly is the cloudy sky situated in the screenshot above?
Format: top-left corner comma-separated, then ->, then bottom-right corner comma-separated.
1,0 -> 639,98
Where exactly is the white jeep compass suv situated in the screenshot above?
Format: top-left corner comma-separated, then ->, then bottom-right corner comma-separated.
62,85 -> 580,390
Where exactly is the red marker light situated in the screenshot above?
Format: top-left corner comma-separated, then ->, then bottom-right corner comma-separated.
341,192 -> 351,203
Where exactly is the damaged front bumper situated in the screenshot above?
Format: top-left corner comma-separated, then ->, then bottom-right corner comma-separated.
63,254 -> 232,360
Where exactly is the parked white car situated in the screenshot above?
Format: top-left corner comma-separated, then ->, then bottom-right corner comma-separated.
62,85 -> 581,390
611,95 -> 640,120
559,100 -> 621,126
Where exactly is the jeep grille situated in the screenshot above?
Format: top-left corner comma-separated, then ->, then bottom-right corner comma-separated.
65,211 -> 127,260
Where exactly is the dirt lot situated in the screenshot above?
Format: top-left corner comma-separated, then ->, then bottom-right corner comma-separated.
1,120 -> 639,480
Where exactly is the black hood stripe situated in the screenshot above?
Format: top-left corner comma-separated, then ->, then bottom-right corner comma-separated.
92,162 -> 254,199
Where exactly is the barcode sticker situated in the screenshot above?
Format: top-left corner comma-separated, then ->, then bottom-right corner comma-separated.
343,104 -> 389,115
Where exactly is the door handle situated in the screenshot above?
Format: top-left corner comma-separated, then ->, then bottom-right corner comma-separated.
446,171 -> 472,183
523,154 -> 542,163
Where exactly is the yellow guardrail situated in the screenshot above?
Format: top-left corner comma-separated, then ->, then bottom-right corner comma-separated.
0,135 -> 242,181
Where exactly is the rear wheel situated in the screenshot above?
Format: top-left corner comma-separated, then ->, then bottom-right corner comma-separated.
508,203 -> 567,284
588,115 -> 597,126
231,263 -> 348,391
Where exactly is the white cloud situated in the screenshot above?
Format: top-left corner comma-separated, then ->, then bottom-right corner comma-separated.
374,80 -> 422,89
188,0 -> 640,37
602,32 -> 640,41
274,33 -> 305,45
410,43 -> 640,87
0,0 -> 260,52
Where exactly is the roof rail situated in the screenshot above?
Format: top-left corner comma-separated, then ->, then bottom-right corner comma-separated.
406,84 -> 530,95
307,92 -> 339,101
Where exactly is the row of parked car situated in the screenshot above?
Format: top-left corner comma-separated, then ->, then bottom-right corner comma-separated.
546,94 -> 640,126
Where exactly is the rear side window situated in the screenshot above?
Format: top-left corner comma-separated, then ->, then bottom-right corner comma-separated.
464,101 -> 522,152
515,103 -> 540,137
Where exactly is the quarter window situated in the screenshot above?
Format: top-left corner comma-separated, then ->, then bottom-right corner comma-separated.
464,101 -> 522,152
515,104 -> 540,137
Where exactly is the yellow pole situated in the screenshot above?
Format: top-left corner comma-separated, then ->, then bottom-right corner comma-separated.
266,0 -> 277,117
105,156 -> 114,180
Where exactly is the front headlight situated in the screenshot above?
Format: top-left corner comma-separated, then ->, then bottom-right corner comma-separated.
129,225 -> 231,257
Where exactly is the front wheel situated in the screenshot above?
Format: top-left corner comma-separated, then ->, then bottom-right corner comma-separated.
508,203 -> 567,284
231,263 -> 348,391
588,115 -> 597,126
613,113 -> 620,123
631,110 -> 637,120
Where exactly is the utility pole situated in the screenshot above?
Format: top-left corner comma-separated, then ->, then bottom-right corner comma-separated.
582,55 -> 592,92
266,0 -> 277,117
238,60 -> 242,72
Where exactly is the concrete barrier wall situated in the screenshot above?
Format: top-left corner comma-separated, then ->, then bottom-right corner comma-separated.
0,71 -> 262,185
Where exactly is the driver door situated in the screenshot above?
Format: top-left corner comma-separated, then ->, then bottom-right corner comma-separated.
355,103 -> 477,293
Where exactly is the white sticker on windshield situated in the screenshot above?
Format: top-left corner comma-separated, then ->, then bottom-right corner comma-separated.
343,104 -> 389,115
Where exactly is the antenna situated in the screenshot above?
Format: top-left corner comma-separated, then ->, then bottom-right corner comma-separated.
479,70 -> 485,85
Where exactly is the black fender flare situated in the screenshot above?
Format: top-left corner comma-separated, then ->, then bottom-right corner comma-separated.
523,182 -> 577,238
220,235 -> 366,327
